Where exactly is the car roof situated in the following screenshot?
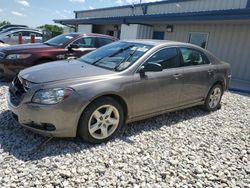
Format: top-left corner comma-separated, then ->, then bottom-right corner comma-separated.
121,39 -> 188,46
67,32 -> 118,39
8,29 -> 42,34
121,39 -> 206,50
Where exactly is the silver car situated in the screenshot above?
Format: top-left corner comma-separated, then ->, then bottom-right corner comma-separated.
0,29 -> 43,45
8,40 -> 231,143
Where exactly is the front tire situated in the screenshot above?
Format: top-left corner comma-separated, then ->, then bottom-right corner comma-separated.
77,97 -> 124,143
203,84 -> 223,111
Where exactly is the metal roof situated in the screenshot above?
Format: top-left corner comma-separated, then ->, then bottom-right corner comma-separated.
73,0 -> 193,14
54,9 -> 250,25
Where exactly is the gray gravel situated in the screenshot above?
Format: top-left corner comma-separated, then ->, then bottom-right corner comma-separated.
0,81 -> 249,188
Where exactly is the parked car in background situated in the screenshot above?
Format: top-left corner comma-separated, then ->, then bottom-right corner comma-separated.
8,40 -> 231,143
0,29 -> 43,45
0,27 -> 40,35
0,24 -> 28,32
0,33 -> 117,78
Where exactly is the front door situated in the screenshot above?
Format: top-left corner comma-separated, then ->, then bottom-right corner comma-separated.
178,47 -> 214,105
131,47 -> 183,117
67,37 -> 97,59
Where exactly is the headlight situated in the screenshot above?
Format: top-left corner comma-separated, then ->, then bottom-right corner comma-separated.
6,54 -> 32,60
32,88 -> 74,104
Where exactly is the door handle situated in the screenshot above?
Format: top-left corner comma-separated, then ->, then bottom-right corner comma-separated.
173,73 -> 182,79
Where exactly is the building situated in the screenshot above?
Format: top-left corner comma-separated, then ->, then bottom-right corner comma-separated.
54,0 -> 250,91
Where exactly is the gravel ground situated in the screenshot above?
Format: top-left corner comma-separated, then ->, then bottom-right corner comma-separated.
0,81 -> 249,188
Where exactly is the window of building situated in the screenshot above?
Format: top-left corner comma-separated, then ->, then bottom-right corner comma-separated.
188,32 -> 209,49
144,47 -> 180,70
153,31 -> 165,40
179,48 -> 209,66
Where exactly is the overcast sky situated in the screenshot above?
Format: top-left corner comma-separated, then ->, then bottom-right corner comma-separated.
0,0 -> 162,27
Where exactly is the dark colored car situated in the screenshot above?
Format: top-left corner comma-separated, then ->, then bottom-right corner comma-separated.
0,33 -> 117,78
8,40 -> 231,143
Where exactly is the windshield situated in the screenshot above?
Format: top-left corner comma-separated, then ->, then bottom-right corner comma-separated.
44,34 -> 78,46
79,41 -> 152,71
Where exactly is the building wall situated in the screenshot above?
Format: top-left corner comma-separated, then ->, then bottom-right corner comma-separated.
93,25 -> 120,35
76,0 -> 248,19
78,24 -> 93,33
63,27 -> 75,33
153,23 -> 250,82
120,24 -> 153,40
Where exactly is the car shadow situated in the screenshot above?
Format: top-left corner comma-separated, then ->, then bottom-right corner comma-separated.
0,106 -> 211,161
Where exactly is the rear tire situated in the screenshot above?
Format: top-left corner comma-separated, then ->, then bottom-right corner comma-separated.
77,97 -> 124,144
203,84 -> 223,111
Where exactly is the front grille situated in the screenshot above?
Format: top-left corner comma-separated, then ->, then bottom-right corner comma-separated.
0,52 -> 5,59
9,77 -> 28,106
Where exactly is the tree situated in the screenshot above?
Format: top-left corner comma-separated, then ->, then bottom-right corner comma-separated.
38,24 -> 63,34
0,21 -> 11,27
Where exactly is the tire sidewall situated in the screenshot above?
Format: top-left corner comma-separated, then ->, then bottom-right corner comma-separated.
205,84 -> 223,111
77,97 -> 124,144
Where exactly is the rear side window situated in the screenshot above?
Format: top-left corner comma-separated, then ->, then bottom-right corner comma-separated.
180,48 -> 209,66
21,31 -> 30,37
144,47 -> 180,70
98,38 -> 114,47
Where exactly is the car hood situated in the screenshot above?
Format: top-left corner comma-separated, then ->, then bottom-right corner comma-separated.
1,43 -> 54,52
19,59 -> 114,83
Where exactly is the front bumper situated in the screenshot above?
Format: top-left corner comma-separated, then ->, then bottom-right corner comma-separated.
7,91 -> 84,138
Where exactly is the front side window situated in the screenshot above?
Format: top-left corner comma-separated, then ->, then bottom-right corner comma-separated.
80,41 -> 152,71
98,38 -> 114,47
144,48 -> 180,70
188,32 -> 209,49
180,48 -> 209,66
11,32 -> 19,37
72,37 -> 96,48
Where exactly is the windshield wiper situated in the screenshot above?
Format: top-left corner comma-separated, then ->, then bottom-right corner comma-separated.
114,47 -> 138,71
92,45 -> 135,66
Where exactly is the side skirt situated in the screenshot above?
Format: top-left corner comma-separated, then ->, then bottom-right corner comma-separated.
126,101 -> 204,123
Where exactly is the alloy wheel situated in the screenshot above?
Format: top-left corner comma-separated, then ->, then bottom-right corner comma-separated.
209,87 -> 221,109
88,105 -> 120,140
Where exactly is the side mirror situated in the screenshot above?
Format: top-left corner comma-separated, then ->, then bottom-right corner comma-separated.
68,44 -> 79,51
139,62 -> 163,74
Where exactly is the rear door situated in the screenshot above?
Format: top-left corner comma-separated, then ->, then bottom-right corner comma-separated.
132,47 -> 183,117
178,47 -> 214,105
30,32 -> 43,43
